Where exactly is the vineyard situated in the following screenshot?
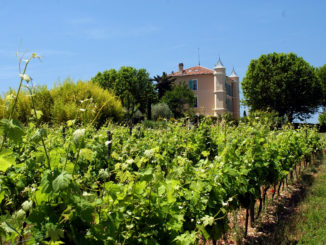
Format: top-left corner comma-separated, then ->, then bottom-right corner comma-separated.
0,115 -> 322,244
0,54 -> 324,244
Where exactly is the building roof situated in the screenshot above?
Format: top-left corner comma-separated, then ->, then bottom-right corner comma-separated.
214,57 -> 225,69
229,67 -> 238,77
169,65 -> 214,76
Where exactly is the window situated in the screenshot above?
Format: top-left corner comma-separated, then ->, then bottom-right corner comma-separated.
188,79 -> 198,90
194,96 -> 198,108
225,82 -> 233,96
226,98 -> 233,112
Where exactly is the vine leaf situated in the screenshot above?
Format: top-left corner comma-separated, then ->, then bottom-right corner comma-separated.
0,149 -> 16,172
52,171 -> 72,192
0,119 -> 25,143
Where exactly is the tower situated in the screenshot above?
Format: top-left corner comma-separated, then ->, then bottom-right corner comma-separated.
213,57 -> 227,116
229,68 -> 240,119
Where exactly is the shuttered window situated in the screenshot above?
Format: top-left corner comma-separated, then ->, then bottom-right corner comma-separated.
188,79 -> 198,90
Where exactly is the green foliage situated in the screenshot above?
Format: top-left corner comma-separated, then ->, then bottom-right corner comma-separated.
242,52 -> 322,121
152,72 -> 176,99
319,111 -> 326,127
92,66 -> 157,120
151,102 -> 173,120
0,149 -> 16,172
0,118 -> 322,244
0,79 -> 124,126
51,79 -> 124,125
316,64 -> 326,107
0,119 -> 25,143
162,82 -> 195,118
0,52 -> 323,244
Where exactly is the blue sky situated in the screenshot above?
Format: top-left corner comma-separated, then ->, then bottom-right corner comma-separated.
0,0 -> 325,122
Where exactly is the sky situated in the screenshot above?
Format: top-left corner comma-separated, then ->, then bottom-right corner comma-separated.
0,0 -> 325,122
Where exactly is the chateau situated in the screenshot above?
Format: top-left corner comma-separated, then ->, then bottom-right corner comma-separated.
169,58 -> 240,118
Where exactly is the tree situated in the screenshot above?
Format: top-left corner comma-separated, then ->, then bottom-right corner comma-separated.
91,66 -> 157,120
242,52 -> 322,122
316,64 -> 326,107
162,82 -> 195,118
152,72 -> 176,99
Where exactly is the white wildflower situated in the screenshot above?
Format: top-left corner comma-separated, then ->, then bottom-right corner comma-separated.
19,73 -> 32,82
21,200 -> 33,211
32,53 -> 41,59
105,140 -> 112,146
82,191 -> 92,196
126,159 -> 134,164
144,149 -> 154,158
14,209 -> 26,219
80,108 -> 86,112
73,128 -> 85,144
99,169 -> 109,179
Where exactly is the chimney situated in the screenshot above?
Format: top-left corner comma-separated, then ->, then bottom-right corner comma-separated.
178,63 -> 184,75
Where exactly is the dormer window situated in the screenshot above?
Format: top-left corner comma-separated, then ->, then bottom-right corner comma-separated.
188,79 -> 198,90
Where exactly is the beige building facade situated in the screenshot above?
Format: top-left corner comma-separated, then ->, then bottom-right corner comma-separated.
169,58 -> 240,118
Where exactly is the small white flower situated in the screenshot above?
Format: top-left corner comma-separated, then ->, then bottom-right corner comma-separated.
105,140 -> 112,146
73,128 -> 85,144
21,200 -> 33,211
126,159 -> 134,164
14,209 -> 26,219
80,108 -> 86,112
99,169 -> 109,179
144,149 -> 154,158
19,73 -> 32,82
32,53 -> 41,59
82,191 -> 92,196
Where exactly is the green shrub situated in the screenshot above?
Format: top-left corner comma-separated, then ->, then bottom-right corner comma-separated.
151,102 -> 173,120
0,89 -> 32,124
142,119 -> 168,129
33,85 -> 54,122
319,111 -> 326,127
50,79 -> 124,126
0,79 -> 124,126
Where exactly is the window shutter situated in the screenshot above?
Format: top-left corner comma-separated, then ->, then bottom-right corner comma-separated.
188,80 -> 193,90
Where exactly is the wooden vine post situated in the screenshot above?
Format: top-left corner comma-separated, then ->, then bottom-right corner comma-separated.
107,130 -> 112,159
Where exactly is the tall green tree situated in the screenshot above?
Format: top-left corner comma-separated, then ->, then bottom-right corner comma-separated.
152,72 -> 176,99
92,66 -> 156,120
242,52 -> 322,121
162,82 -> 195,118
316,64 -> 326,107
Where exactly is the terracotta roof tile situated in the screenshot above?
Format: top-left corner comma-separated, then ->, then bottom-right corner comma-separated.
169,66 -> 214,76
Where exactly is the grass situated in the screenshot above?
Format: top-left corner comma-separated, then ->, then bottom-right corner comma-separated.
284,153 -> 326,244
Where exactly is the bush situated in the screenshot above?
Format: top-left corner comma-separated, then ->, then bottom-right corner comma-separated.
319,111 -> 326,128
0,89 -> 32,124
151,102 -> 173,120
0,79 -> 124,126
50,79 -> 124,126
